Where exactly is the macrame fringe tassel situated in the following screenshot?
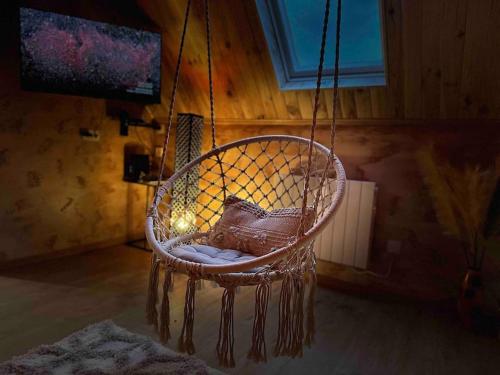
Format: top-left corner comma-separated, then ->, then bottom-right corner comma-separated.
305,271 -> 317,347
159,268 -> 173,343
169,271 -> 175,292
274,273 -> 305,358
216,287 -> 236,367
274,274 -> 293,357
178,276 -> 197,354
146,255 -> 160,329
247,282 -> 271,363
291,275 -> 305,358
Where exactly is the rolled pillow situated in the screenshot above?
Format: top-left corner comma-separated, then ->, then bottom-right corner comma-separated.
207,195 -> 315,257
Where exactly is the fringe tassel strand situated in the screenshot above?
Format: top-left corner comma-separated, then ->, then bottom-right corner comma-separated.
274,273 -> 305,358
305,271 -> 317,347
159,267 -> 173,343
217,287 -> 236,367
178,276 -> 197,354
146,255 -> 160,329
247,282 -> 271,363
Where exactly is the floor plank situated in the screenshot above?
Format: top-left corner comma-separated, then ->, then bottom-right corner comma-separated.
1,246 -> 499,374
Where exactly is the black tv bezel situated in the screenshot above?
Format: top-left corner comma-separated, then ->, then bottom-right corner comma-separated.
18,6 -> 162,104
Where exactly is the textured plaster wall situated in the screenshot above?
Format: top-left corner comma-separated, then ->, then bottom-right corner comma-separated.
0,5 -> 150,262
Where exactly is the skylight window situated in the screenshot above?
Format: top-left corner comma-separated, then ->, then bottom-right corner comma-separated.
256,0 -> 386,90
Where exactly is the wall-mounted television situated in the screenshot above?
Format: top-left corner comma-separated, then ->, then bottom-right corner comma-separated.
19,7 -> 161,103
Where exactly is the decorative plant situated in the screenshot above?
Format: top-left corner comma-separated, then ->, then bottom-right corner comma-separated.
416,145 -> 500,270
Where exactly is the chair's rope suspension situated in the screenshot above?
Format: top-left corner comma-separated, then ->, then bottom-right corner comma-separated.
205,0 -> 217,150
155,0 -> 192,195
299,0 -> 331,236
300,0 -> 342,235
313,0 -> 342,215
205,0 -> 226,199
329,0 -> 342,157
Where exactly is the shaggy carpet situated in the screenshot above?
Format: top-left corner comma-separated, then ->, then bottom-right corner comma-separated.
0,320 -> 222,374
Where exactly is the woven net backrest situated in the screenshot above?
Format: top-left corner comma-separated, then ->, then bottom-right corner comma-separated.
153,136 -> 338,245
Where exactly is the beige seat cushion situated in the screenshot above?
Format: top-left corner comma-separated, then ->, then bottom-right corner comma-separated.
207,195 -> 315,257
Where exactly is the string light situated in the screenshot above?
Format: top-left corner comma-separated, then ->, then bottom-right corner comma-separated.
171,210 -> 196,234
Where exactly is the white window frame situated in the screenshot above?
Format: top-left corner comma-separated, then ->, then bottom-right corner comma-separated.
255,0 -> 387,90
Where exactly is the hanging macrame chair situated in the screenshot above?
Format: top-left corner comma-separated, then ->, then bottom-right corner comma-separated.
145,0 -> 345,367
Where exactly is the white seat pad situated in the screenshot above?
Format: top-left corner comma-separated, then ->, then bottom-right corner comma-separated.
169,244 -> 260,272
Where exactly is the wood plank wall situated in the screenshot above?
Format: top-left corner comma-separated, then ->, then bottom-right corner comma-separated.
138,0 -> 500,122
136,0 -> 500,294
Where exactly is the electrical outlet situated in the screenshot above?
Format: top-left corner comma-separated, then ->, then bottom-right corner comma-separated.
154,123 -> 165,134
387,240 -> 402,255
79,128 -> 100,142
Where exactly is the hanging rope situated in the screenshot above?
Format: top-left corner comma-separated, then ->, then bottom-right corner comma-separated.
145,0 -> 347,368
300,0 -> 342,235
313,0 -> 342,215
205,0 -> 217,149
329,0 -> 342,157
205,0 -> 226,199
299,0 -> 331,235
178,275 -> 198,354
146,255 -> 161,328
155,0 -> 192,193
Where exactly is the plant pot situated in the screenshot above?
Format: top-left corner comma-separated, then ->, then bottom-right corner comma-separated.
457,269 -> 485,329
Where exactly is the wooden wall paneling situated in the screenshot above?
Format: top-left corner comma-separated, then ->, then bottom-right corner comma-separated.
282,91 -> 302,120
138,0 -> 500,122
228,2 -> 277,118
184,3 -> 217,118
439,0 -> 468,119
318,91 -> 329,119
491,1 -> 500,118
354,88 -> 373,118
297,91 -> 314,120
382,0 -> 404,118
401,0 -> 423,119
482,0 -> 500,119
322,90 -> 334,119
241,0 -> 290,120
459,0 -> 494,118
148,0 -> 187,118
370,87 -> 391,118
219,1 -> 264,120
340,89 -> 358,119
239,5 -> 279,120
221,1 -> 269,119
421,0 -> 442,119
210,17 -> 246,120
234,0 -> 279,119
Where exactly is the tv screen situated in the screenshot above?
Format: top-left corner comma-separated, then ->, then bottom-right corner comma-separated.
19,7 -> 161,103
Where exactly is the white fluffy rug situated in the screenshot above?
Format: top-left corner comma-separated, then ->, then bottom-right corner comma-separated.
0,320 -> 222,375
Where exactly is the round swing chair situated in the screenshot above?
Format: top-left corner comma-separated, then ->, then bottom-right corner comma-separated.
146,0 -> 345,367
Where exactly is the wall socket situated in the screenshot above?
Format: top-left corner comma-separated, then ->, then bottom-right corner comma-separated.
387,240 -> 402,255
79,128 -> 100,142
154,123 -> 165,134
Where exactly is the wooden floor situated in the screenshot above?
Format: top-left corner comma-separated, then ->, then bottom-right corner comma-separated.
1,246 -> 499,374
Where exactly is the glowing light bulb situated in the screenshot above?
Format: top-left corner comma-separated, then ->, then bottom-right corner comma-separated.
172,210 -> 196,233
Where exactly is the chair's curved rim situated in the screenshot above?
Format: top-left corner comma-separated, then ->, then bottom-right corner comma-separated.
145,134 -> 346,275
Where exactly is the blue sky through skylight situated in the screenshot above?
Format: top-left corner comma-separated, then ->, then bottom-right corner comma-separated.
256,0 -> 386,89
281,0 -> 384,72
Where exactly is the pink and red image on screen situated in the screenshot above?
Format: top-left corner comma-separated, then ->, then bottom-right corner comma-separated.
20,7 -> 161,102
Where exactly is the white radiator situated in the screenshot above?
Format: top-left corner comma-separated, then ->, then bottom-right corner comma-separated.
314,180 -> 376,269
276,177 -> 376,269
